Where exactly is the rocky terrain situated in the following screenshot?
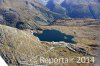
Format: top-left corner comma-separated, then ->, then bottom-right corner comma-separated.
0,24 -> 94,66
51,19 -> 100,26
0,0 -> 100,66
0,0 -> 67,29
41,19 -> 100,66
42,19 -> 100,50
0,18 -> 99,66
0,19 -> 100,66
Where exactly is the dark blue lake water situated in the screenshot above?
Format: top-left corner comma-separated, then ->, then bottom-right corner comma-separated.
33,30 -> 76,44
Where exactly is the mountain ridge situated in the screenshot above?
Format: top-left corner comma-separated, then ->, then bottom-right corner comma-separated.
46,0 -> 100,19
0,0 -> 67,30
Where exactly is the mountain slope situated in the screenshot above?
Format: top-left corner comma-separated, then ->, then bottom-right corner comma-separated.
46,0 -> 66,15
61,0 -> 100,19
0,24 -> 88,66
0,0 -> 67,30
38,0 -> 64,5
46,0 -> 100,19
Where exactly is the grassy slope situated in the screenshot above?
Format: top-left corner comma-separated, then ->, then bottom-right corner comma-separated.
0,24 -> 93,66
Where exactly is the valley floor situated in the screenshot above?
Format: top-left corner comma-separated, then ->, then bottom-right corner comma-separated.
0,19 -> 100,66
40,19 -> 100,66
